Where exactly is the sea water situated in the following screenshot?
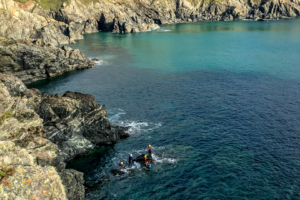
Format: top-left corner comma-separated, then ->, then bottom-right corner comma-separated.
27,19 -> 300,199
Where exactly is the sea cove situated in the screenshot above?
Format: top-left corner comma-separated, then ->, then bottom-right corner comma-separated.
25,19 -> 300,199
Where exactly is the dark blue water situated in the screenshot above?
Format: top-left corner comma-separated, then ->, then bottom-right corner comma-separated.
27,19 -> 300,199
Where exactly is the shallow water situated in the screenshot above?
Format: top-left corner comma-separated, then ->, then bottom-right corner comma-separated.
27,19 -> 300,199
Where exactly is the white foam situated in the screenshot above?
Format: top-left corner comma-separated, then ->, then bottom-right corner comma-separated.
94,60 -> 104,65
156,28 -> 171,32
89,58 -> 107,66
152,154 -> 177,164
108,108 -> 162,135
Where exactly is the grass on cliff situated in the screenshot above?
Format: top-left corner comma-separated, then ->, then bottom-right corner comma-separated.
13,0 -> 100,10
0,168 -> 15,187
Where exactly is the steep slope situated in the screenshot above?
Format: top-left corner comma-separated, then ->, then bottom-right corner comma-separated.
0,73 -> 129,199
0,38 -> 94,83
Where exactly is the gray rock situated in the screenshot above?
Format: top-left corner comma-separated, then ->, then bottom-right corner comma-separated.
60,169 -> 85,200
34,90 -> 130,161
0,73 -> 130,200
0,39 -> 94,83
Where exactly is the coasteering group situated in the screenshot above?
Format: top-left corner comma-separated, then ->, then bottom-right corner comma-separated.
118,145 -> 152,169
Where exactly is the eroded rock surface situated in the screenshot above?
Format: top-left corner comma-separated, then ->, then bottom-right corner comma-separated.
0,38 -> 94,83
1,0 -> 300,46
0,73 -> 129,199
35,90 -> 130,161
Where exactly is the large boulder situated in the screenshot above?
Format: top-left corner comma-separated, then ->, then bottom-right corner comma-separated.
35,90 -> 130,161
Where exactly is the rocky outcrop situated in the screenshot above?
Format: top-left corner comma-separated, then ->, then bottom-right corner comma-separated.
0,73 -> 67,199
0,73 -> 129,199
1,0 -> 299,82
0,38 -> 94,83
48,0 -> 300,37
59,169 -> 85,200
34,90 -> 130,161
1,0 -> 299,46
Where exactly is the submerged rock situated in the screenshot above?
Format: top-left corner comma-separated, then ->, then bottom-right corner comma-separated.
133,154 -> 154,162
111,168 -> 126,176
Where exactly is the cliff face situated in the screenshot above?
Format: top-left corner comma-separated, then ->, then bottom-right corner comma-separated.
0,73 -> 129,199
52,0 -> 300,36
1,0 -> 300,45
0,0 -> 299,82
0,38 -> 94,83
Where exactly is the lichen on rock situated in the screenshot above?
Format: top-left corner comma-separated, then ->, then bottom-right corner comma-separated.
0,73 -> 129,200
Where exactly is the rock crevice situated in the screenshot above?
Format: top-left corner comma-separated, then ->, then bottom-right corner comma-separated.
0,73 -> 128,200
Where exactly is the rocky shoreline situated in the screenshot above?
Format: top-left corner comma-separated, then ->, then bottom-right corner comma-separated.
0,0 -> 300,199
0,73 -> 129,199
1,0 -> 300,83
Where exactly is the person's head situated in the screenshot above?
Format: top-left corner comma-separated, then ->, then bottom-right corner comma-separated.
121,162 -> 123,165
149,145 -> 151,147
144,155 -> 147,158
130,154 -> 132,157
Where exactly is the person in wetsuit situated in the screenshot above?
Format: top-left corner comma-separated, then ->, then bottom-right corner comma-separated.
129,154 -> 133,165
148,160 -> 151,169
148,145 -> 152,155
144,154 -> 147,165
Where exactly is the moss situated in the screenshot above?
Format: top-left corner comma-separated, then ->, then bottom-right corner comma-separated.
0,111 -> 11,125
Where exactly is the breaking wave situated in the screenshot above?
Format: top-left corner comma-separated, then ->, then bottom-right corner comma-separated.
108,108 -> 162,135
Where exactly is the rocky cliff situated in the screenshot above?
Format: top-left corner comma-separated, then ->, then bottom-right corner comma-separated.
0,73 -> 129,199
0,37 -> 94,83
0,0 -> 299,82
1,0 -> 300,45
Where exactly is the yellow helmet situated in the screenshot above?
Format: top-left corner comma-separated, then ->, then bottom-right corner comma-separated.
149,145 -> 151,147
130,154 -> 132,157
121,162 -> 123,165
144,155 -> 147,157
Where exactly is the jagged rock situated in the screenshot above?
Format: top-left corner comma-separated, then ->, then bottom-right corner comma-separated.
0,38 -> 94,83
59,169 -> 85,200
0,73 -> 130,200
35,90 -> 130,161
0,74 -> 67,200
1,0 -> 300,46
0,141 -> 68,200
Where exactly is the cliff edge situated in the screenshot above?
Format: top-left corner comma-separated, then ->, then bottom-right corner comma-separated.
0,72 -> 129,200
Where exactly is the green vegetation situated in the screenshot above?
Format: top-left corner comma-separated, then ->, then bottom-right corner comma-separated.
13,0 -> 100,10
13,0 -> 30,4
0,168 -> 14,179
0,168 -> 15,187
13,0 -> 71,10
0,111 -> 11,125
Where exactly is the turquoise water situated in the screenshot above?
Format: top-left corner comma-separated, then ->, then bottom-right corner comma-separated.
27,19 -> 300,199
